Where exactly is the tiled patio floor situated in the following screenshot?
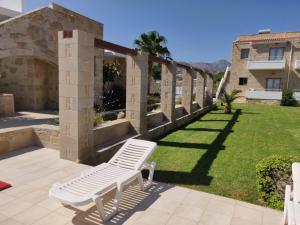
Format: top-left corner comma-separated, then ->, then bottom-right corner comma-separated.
0,147 -> 282,225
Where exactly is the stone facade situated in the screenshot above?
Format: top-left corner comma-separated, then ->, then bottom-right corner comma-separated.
125,53 -> 148,135
226,32 -> 300,101
0,93 -> 14,116
0,3 -> 103,110
58,30 -> 96,162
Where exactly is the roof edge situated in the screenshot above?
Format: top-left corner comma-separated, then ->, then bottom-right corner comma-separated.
49,3 -> 103,26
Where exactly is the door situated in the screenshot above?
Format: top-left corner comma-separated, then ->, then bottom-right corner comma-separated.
266,78 -> 281,91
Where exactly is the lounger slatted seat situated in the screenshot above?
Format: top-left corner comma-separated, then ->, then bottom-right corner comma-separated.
49,139 -> 157,221
284,163 -> 300,225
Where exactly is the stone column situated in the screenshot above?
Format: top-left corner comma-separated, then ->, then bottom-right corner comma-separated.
161,62 -> 176,122
206,73 -> 213,106
94,49 -> 103,106
58,30 -> 95,162
126,52 -> 148,134
182,69 -> 194,114
195,71 -> 205,108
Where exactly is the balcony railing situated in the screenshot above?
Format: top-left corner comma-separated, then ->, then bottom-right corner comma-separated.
295,60 -> 300,69
247,56 -> 286,70
245,89 -> 282,100
246,89 -> 300,101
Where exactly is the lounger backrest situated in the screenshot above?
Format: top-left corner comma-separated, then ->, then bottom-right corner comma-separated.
108,139 -> 157,171
292,163 -> 300,203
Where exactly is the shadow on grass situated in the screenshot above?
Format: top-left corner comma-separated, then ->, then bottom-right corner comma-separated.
152,109 -> 241,186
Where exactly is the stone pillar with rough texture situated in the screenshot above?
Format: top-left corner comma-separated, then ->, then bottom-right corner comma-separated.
206,73 -> 213,106
182,69 -> 194,114
161,62 -> 176,122
94,50 -> 103,106
126,52 -> 148,134
58,30 -> 95,162
195,72 -> 205,108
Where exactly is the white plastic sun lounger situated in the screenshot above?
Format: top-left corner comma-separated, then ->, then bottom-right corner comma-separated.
49,139 -> 157,221
284,163 -> 300,225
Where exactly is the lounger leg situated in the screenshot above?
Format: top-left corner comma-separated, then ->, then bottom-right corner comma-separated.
137,173 -> 144,191
93,195 -> 108,221
283,185 -> 291,225
147,162 -> 156,186
112,184 -> 123,211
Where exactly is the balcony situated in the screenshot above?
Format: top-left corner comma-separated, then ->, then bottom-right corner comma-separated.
294,60 -> 300,69
247,57 -> 285,70
245,89 -> 282,100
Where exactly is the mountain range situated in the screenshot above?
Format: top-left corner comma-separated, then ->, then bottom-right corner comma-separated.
191,59 -> 231,74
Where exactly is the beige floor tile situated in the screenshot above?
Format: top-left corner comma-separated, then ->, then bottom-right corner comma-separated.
206,198 -> 236,216
0,199 -> 32,217
149,198 -> 181,213
32,212 -> 70,225
0,194 -> 15,207
182,191 -> 211,209
199,210 -> 231,225
0,213 -> 7,223
19,189 -> 48,204
233,205 -> 263,224
262,211 -> 282,225
172,205 -> 204,222
166,215 -> 197,225
3,184 -> 36,198
14,205 -> 51,225
38,198 -> 63,211
0,219 -> 23,225
54,205 -> 81,218
133,208 -> 171,225
230,217 -> 261,225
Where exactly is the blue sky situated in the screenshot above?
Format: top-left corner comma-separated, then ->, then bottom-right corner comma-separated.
25,0 -> 300,63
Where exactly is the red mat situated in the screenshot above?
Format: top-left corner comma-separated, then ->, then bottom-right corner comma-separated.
0,181 -> 11,191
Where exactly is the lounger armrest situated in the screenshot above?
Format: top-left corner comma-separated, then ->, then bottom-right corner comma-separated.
142,162 -> 157,170
284,185 -> 292,225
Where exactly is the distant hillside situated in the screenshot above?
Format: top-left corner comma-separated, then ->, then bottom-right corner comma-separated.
191,59 -> 231,74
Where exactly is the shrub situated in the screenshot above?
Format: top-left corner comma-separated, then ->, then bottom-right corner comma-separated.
281,89 -> 296,106
256,155 -> 300,210
94,111 -> 104,126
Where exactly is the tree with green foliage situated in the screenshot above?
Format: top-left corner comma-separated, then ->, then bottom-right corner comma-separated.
134,31 -> 171,90
134,31 -> 170,58
220,89 -> 241,114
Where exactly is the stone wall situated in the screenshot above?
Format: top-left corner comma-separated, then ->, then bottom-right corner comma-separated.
0,127 -> 33,154
228,41 -> 300,97
0,93 -> 14,116
0,3 -> 103,110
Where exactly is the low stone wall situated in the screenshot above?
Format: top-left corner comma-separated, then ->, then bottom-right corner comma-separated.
0,104 -> 214,162
175,105 -> 186,118
94,119 -> 132,146
0,127 -> 33,154
33,125 -> 60,150
145,105 -> 214,140
0,94 -> 15,116
147,111 -> 165,129
246,99 -> 280,105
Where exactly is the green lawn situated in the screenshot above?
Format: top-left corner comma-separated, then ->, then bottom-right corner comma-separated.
150,103 -> 300,205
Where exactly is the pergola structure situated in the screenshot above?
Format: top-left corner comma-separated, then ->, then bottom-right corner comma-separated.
58,30 -> 213,162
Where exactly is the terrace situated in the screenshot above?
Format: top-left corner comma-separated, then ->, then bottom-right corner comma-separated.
0,24 -> 296,225
0,146 -> 282,225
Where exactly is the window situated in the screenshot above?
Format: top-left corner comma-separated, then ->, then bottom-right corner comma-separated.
240,49 -> 250,59
239,77 -> 248,85
266,78 -> 281,91
269,47 -> 284,60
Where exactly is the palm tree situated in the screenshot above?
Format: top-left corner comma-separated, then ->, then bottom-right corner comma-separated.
134,31 -> 171,93
220,89 -> 242,114
134,31 -> 171,58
